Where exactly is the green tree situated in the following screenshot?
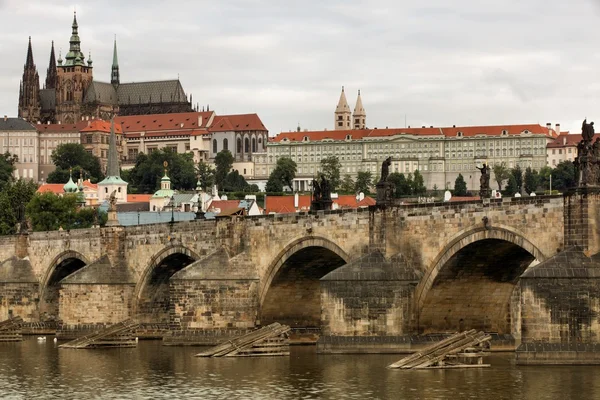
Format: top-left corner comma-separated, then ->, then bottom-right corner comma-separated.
340,174 -> 355,193
454,174 -> 467,196
551,161 -> 576,192
267,157 -> 297,192
387,173 -> 412,197
320,156 -> 341,191
510,165 -> 523,194
48,143 -> 104,183
492,162 -> 509,191
0,179 -> 39,235
538,166 -> 553,191
126,148 -> 197,193
265,176 -> 283,193
215,150 -> 234,191
432,184 -> 439,197
412,170 -> 426,195
221,170 -> 249,192
196,160 -> 215,192
524,167 -> 540,194
505,174 -> 518,196
355,171 -> 373,194
0,152 -> 18,185
26,193 -> 103,232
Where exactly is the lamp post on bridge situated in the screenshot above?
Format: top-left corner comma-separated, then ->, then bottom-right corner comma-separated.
170,195 -> 175,224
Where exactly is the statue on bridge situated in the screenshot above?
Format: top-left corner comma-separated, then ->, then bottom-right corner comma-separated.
379,157 -> 392,183
575,119 -> 600,188
310,174 -> 332,211
476,163 -> 491,198
376,157 -> 395,207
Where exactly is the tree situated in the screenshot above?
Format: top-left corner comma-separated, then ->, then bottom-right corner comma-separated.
221,170 -> 249,192
320,156 -> 341,191
126,148 -> 197,193
0,179 -> 39,235
26,193 -> 103,232
387,173 -> 412,197
432,184 -> 439,197
355,171 -> 372,194
265,176 -> 283,193
412,170 -> 426,195
340,175 -> 355,193
505,174 -> 518,196
47,143 -> 103,183
538,166 -> 552,191
196,160 -> 215,192
268,157 -> 297,192
524,167 -> 540,194
454,174 -> 467,196
510,165 -> 523,194
551,161 -> 576,192
0,152 -> 17,185
215,150 -> 234,191
492,162 -> 510,191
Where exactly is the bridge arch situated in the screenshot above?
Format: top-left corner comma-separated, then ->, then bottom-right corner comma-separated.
259,236 -> 350,330
40,250 -> 90,319
132,245 -> 200,323
416,225 -> 546,335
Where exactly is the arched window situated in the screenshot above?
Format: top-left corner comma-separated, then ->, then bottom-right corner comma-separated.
223,138 -> 228,151
245,137 -> 250,153
213,139 -> 217,153
252,138 -> 257,152
237,137 -> 242,153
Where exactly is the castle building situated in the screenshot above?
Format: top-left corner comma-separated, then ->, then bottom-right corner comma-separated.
18,12 -> 193,125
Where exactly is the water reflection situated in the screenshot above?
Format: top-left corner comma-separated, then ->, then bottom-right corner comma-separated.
1,338 -> 600,399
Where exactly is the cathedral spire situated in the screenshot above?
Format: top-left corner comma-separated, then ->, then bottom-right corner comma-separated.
106,118 -> 120,178
45,41 -> 58,89
25,36 -> 35,68
111,36 -> 120,85
353,89 -> 366,130
334,86 -> 351,130
64,10 -> 85,66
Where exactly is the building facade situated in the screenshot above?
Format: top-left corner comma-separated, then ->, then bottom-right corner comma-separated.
18,12 -> 194,125
0,117 -> 39,181
80,120 -> 124,173
256,124 -> 556,191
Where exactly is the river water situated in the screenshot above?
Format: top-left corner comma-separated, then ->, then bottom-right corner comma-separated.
1,337 -> 599,399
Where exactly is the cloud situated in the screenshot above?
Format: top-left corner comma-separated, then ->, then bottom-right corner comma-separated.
0,0 -> 598,134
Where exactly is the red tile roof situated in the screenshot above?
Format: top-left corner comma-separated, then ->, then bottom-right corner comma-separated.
127,194 -> 152,203
36,120 -> 89,133
546,133 -> 599,148
80,120 -> 123,133
126,129 -> 209,139
273,124 -> 557,143
208,114 -> 267,132
37,184 -> 64,194
334,195 -> 376,208
265,194 -> 375,214
208,200 -> 243,211
115,112 -> 214,132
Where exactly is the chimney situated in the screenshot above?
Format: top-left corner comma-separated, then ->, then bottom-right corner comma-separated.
555,123 -> 560,136
563,137 -> 567,145
294,192 -> 299,209
3,115 -> 7,121
546,122 -> 551,130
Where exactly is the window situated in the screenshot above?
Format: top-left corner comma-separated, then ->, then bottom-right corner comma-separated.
237,138 -> 242,153
252,138 -> 257,152
213,139 -> 218,153
105,188 -> 108,193
552,149 -> 555,155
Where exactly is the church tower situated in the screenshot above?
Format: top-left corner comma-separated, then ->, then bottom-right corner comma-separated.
97,118 -> 128,204
45,41 -> 58,89
334,86 -> 351,130
55,11 -> 93,124
111,38 -> 120,86
18,37 -> 41,123
353,90 -> 366,129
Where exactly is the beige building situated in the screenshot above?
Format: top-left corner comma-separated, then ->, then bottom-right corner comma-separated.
0,116 -> 39,181
80,119 -> 124,173
546,131 -> 581,167
334,87 -> 365,130
257,124 -> 556,191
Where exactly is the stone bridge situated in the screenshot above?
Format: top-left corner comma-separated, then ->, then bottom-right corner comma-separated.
1,194 -> 575,347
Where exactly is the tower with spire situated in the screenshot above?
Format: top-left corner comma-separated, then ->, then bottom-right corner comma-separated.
45,41 -> 58,89
353,90 -> 366,129
111,37 -> 120,86
55,11 -> 93,124
334,86 -> 351,130
18,37 -> 41,123
97,118 -> 128,204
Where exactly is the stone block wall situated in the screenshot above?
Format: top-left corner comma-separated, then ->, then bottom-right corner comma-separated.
564,189 -> 600,254
0,283 -> 39,321
169,280 -> 258,329
58,283 -> 135,326
321,281 -> 417,336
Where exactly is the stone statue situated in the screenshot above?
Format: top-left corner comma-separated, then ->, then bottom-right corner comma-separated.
476,163 -> 491,197
312,178 -> 321,202
582,119 -> 595,143
320,174 -> 331,201
380,157 -> 392,183
108,190 -> 118,211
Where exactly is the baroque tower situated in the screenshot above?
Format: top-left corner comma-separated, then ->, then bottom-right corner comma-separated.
111,38 -> 120,86
353,89 -> 366,129
18,37 -> 41,123
55,11 -> 93,124
334,86 -> 351,130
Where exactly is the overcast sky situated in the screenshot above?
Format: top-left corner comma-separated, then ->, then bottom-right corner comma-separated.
1,0 -> 599,135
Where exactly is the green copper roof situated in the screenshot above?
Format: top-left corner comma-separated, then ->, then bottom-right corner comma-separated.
112,38 -> 119,67
98,176 -> 128,185
63,11 -> 87,67
152,189 -> 175,199
63,175 -> 78,193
